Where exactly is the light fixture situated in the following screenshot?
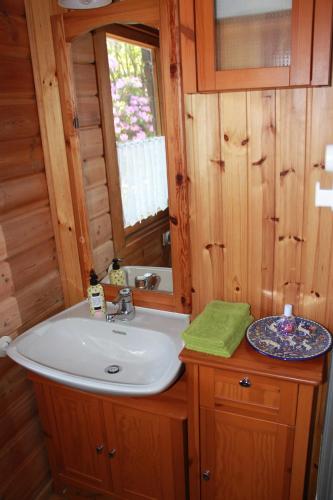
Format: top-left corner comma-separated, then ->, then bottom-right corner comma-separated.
58,0 -> 112,9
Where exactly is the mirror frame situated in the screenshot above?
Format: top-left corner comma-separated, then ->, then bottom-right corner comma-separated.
51,0 -> 191,313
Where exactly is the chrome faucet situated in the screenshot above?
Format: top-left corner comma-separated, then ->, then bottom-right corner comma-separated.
134,273 -> 161,291
106,288 -> 135,322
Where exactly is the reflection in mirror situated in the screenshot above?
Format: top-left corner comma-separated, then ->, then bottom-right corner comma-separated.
71,24 -> 173,293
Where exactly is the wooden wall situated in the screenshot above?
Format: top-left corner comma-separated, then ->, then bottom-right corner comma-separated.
0,0 -> 64,497
186,85 -> 333,329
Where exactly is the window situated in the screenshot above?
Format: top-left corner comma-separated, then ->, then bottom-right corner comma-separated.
107,31 -> 168,229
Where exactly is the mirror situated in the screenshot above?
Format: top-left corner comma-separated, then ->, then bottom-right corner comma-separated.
71,23 -> 172,293
54,0 -> 191,312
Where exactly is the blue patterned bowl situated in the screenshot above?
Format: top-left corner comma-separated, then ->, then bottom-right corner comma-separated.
246,316 -> 332,361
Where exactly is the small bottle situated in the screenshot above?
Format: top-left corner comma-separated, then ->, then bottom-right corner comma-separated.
276,304 -> 297,335
87,270 -> 106,317
109,258 -> 126,286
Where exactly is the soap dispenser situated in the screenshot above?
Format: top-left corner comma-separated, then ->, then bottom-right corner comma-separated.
276,304 -> 297,335
109,258 -> 126,286
87,270 -> 106,317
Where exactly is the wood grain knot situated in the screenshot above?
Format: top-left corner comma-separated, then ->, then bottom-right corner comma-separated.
313,163 -> 325,169
235,286 -> 240,292
186,113 -> 194,120
224,134 -> 229,142
181,25 -> 195,41
191,287 -> 196,293
279,236 -> 285,241
170,215 -> 178,226
181,295 -> 186,305
252,156 -> 267,166
169,63 -> 178,78
210,159 -> 225,171
176,173 -> 184,186
280,168 -> 295,177
293,236 -> 305,242
241,138 -> 249,146
205,243 -> 225,250
270,217 -> 280,222
311,290 -> 321,298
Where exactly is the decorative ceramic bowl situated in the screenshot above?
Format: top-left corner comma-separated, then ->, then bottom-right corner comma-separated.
246,316 -> 332,361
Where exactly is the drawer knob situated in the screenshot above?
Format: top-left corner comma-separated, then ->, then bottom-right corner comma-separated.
239,377 -> 251,388
96,444 -> 104,454
202,470 -> 211,481
108,448 -> 116,459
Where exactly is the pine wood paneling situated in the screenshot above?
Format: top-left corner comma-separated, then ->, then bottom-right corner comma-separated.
86,184 -> 110,220
247,90 -> 276,319
0,10 -> 29,48
0,173 -> 48,216
77,96 -> 101,127
0,100 -> 40,141
79,127 -> 104,159
186,94 -> 222,313
0,137 -> 44,182
273,89 -> 307,314
9,239 -> 59,291
73,63 -> 98,96
82,157 -> 107,188
1,207 -> 54,259
0,1 -> 64,498
186,81 -> 333,331
92,240 -> 115,275
301,84 -> 333,325
71,32 -> 95,64
0,57 -> 35,96
0,0 -> 26,16
89,213 -> 112,248
220,92 -> 248,302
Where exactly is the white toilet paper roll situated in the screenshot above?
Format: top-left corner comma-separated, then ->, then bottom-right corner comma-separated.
325,145 -> 333,172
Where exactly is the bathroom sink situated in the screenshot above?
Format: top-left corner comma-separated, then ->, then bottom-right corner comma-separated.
7,302 -> 189,396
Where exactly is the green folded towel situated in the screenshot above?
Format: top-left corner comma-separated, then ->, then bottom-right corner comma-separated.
182,300 -> 253,357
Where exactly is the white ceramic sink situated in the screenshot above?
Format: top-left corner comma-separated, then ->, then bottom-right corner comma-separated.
7,302 -> 189,396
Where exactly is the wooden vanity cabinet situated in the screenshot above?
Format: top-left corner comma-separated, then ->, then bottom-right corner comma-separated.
180,341 -> 325,500
30,374 -> 188,499
181,0 -> 333,92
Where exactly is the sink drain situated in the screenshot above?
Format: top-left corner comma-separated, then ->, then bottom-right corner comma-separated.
105,364 -> 121,374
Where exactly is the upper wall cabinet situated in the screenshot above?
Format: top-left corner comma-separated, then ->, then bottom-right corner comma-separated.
183,0 -> 333,91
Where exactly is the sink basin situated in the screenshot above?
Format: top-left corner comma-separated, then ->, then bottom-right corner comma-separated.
7,302 -> 189,396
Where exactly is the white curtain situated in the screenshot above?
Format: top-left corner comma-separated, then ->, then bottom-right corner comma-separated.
116,137 -> 169,228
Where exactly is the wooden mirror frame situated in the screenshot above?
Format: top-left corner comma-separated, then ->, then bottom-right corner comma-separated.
51,0 -> 191,313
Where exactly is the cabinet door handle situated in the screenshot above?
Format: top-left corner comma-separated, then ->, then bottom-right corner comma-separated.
108,448 -> 116,459
239,377 -> 251,388
202,470 -> 211,481
96,444 -> 104,454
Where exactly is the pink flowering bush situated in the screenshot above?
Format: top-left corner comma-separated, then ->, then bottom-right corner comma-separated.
107,38 -> 158,143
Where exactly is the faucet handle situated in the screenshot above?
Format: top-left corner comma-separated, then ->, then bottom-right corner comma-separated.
106,314 -> 116,323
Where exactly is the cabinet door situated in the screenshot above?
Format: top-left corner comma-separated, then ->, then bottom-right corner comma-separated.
103,402 -> 187,500
200,409 -> 293,500
195,0 -> 316,90
48,385 -> 112,493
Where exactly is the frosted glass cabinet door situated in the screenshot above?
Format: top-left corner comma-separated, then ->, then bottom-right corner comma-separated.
215,0 -> 292,71
194,0 -> 326,91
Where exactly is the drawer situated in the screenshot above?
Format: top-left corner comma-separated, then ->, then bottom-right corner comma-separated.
199,366 -> 298,425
